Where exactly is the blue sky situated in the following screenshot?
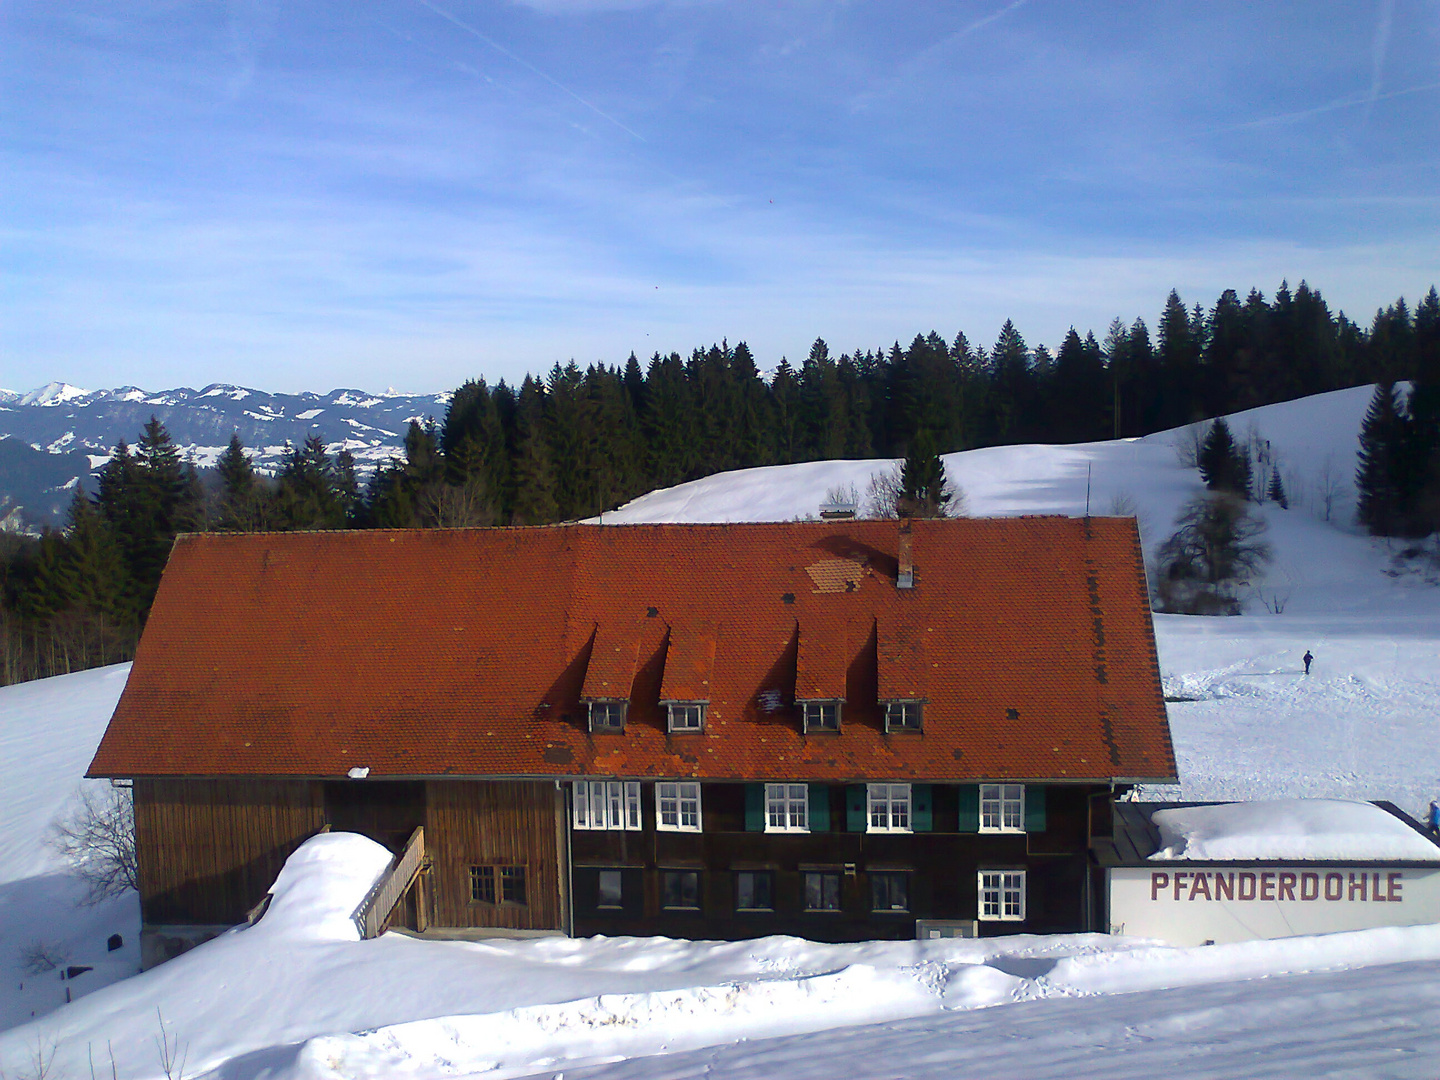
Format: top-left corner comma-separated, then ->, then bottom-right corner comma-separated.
2,1 -> 1438,394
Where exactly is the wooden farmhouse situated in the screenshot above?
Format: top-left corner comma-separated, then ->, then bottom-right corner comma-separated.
86,518 -> 1177,966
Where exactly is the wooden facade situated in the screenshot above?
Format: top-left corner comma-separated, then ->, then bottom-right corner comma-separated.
571,781 -> 1105,940
136,778 -> 569,939
135,778 -> 325,926
424,780 -> 566,931
135,776 -> 1110,945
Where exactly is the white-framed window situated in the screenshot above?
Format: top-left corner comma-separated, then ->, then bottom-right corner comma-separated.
801,700 -> 840,732
588,700 -> 627,731
765,783 -> 809,832
572,781 -> 642,831
656,781 -> 702,832
884,701 -> 923,731
667,702 -> 706,732
867,783 -> 911,833
978,870 -> 1026,921
980,783 -> 1025,833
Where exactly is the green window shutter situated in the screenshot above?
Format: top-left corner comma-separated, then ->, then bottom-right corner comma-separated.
745,784 -> 765,832
957,785 -> 980,832
911,784 -> 933,832
808,784 -> 831,832
1024,785 -> 1047,833
846,785 -> 868,832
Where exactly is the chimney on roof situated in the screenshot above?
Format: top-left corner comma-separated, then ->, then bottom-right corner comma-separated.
819,489 -> 858,520
897,518 -> 914,589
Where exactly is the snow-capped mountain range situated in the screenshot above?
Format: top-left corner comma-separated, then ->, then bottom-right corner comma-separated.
0,381 -> 451,530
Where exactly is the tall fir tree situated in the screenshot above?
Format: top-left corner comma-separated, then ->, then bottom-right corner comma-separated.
1197,418 -> 1252,496
1355,382 -> 1402,535
897,429 -> 950,518
214,433 -> 270,532
276,436 -> 349,530
95,418 -> 201,613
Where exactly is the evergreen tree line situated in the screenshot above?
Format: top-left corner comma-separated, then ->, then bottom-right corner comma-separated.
347,280 -> 1439,527
1354,287 -> 1440,537
2,279 -> 1436,683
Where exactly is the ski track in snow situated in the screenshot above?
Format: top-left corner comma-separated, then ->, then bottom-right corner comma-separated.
1,385 -> 1438,1078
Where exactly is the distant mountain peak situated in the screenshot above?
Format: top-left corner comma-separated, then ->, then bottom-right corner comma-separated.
20,381 -> 91,407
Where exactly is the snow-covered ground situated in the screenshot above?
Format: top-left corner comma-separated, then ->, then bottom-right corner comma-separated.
0,665 -> 137,1031
1,384 -> 1437,1078
2,830 -> 1440,1079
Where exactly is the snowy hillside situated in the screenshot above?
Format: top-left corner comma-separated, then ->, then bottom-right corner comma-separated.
0,666 -> 137,1030
1,385 -> 1438,1078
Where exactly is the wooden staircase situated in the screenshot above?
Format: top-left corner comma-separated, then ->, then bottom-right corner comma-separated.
353,826 -> 428,938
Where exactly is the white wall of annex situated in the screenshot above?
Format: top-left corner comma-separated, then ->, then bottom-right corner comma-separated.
1108,866 -> 1440,945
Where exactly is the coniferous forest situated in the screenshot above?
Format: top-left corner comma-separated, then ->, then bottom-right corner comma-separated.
3,280 -> 1438,684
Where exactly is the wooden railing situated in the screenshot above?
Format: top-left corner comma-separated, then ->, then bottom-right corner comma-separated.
353,826 -> 426,939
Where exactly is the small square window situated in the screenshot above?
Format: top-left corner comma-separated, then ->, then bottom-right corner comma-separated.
597,869 -> 623,909
500,866 -> 527,905
870,871 -> 909,913
663,870 -> 701,910
470,865 -> 495,904
804,871 -> 842,911
589,700 -> 627,731
980,784 -> 1025,833
736,871 -> 773,911
979,870 -> 1026,921
667,702 -> 706,731
802,700 -> 840,732
867,783 -> 912,833
764,783 -> 809,832
885,701 -> 923,731
656,781 -> 702,832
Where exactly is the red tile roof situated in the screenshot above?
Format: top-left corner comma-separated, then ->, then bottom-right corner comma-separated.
87,518 -> 1176,783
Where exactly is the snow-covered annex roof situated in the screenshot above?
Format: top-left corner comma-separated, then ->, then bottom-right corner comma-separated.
1106,799 -> 1440,865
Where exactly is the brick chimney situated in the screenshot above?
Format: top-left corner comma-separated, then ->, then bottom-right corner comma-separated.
897,518 -> 914,589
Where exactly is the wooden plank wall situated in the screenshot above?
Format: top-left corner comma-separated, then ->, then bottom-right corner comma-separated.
134,778 -> 325,925
426,780 -> 563,930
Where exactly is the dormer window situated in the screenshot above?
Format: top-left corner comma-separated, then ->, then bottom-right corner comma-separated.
885,701 -> 923,732
667,702 -> 706,732
801,700 -> 841,733
588,700 -> 627,732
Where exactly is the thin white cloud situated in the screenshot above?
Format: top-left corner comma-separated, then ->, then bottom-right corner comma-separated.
413,0 -> 646,141
6,178 -> 1437,394
507,0 -> 672,11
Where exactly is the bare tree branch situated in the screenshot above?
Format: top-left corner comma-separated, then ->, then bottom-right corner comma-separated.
47,785 -> 137,905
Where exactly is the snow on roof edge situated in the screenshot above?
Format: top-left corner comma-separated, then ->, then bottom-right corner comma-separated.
1146,799 -> 1440,863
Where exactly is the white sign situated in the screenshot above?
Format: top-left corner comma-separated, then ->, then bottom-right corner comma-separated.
1108,865 -> 1440,946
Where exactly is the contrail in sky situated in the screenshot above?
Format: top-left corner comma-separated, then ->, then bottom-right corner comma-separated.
958,0 -> 1029,38
1215,79 -> 1440,133
1369,0 -> 1394,104
1364,0 -> 1395,127
414,0 -> 646,142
